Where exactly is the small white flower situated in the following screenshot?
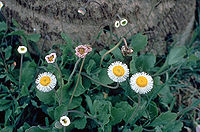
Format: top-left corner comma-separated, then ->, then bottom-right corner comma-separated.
120,18 -> 128,26
35,72 -> 57,92
45,53 -> 57,63
114,21 -> 120,28
108,61 -> 129,82
130,72 -> 153,94
60,116 -> 70,127
17,46 -> 27,54
0,1 -> 4,10
78,7 -> 86,15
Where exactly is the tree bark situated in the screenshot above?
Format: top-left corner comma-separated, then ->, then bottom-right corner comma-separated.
2,0 -> 196,55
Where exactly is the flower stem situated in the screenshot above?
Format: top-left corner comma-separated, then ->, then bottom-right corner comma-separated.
55,63 -> 64,105
125,94 -> 141,127
67,58 -> 81,83
100,38 -> 123,66
63,126 -> 66,132
67,57 -> 85,109
81,72 -> 119,89
19,54 -> 23,89
54,89 -> 61,106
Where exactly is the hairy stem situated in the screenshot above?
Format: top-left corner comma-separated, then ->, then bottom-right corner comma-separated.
55,63 -> 64,105
125,94 -> 141,126
81,72 -> 119,89
67,58 -> 81,83
19,54 -> 23,89
67,57 -> 85,109
100,38 -> 123,66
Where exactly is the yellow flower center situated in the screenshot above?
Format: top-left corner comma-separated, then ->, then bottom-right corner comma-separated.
40,76 -> 51,86
136,76 -> 148,87
78,48 -> 85,55
21,48 -> 25,51
113,65 -> 125,77
48,55 -> 54,62
62,119 -> 67,124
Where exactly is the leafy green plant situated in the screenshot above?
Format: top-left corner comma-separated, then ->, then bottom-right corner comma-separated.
0,13 -> 200,132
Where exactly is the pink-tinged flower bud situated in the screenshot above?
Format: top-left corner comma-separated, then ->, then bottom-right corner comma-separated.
75,45 -> 89,58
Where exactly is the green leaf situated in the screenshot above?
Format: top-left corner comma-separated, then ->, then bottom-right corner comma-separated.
115,101 -> 136,122
0,22 -> 7,32
136,54 -> 156,72
110,107 -> 126,125
27,34 -> 41,43
159,85 -> 173,106
131,33 -> 148,52
7,30 -> 25,36
150,111 -> 177,127
86,59 -> 96,75
147,101 -> 158,119
73,118 -> 87,129
54,105 -> 68,120
167,46 -> 186,65
12,18 -> 20,28
25,126 -> 51,132
111,47 -> 124,60
163,120 -> 183,132
61,32 -> 72,44
21,61 -> 37,91
130,53 -> 138,74
4,109 -> 12,125
4,46 -> 12,60
93,100 -> 112,125
68,96 -> 82,110
0,104 -> 10,111
99,68 -> 113,84
36,90 -> 55,105
69,74 -> 86,97
20,85 -> 29,97
85,95 -> 94,115
1,126 -> 13,132
133,126 -> 143,132
187,54 -> 200,62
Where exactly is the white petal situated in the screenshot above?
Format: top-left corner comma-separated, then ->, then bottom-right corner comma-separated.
35,72 -> 57,92
60,116 -> 71,126
107,61 -> 129,83
130,72 -> 153,94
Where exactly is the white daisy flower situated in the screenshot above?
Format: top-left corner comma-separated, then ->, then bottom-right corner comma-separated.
45,53 -> 57,63
17,46 -> 27,54
35,72 -> 57,92
108,61 -> 129,82
120,18 -> 128,26
60,116 -> 70,127
130,72 -> 153,94
114,21 -> 120,28
0,1 -> 4,10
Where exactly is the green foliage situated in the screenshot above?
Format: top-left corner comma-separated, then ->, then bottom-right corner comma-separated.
0,15 -> 199,132
135,54 -> 156,72
167,46 -> 186,65
0,21 -> 7,32
150,111 -> 177,127
36,90 -> 55,105
131,33 -> 148,52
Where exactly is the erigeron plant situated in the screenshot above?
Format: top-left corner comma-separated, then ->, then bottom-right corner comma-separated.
0,3 -> 199,132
